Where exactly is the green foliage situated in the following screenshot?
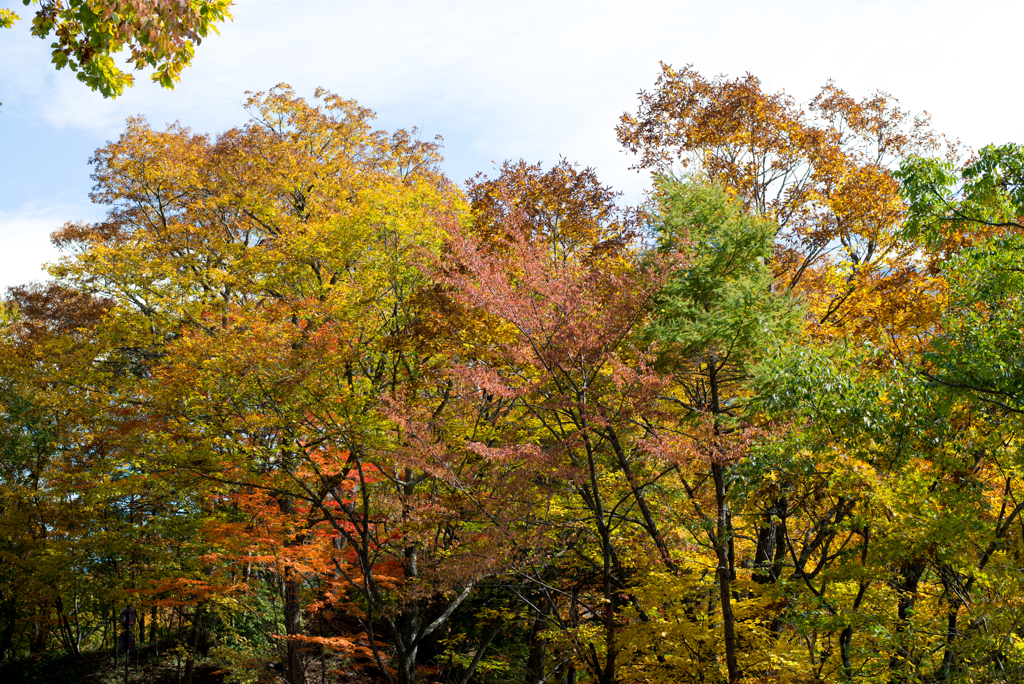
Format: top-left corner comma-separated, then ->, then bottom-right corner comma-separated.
749,329 -> 1024,682
648,176 -> 799,378
898,143 -> 1024,246
7,0 -> 231,99
926,234 -> 1024,414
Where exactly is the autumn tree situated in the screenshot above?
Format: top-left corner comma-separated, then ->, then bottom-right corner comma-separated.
434,158 -> 690,684
465,158 -> 635,259
748,322 -> 1024,680
46,84 -> 531,684
732,140 -> 1024,678
614,178 -> 799,684
9,60 -> 1024,684
0,283 -> 213,665
617,65 -> 946,353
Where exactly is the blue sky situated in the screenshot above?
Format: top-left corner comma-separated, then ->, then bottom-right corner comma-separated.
1,0 -> 1022,290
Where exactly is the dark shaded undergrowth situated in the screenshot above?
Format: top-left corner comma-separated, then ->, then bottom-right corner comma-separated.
0,642 -> 224,684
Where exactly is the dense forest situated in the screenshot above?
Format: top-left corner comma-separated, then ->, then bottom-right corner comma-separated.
1,67 -> 1023,684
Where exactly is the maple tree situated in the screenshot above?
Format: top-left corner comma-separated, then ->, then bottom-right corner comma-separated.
440,159 -> 679,684
734,139 -> 1024,678
748,332 -> 1024,680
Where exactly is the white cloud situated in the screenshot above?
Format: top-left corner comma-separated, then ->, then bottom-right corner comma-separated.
0,203 -> 85,291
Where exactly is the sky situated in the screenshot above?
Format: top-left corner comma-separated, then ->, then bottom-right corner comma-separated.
1,0 -> 1022,291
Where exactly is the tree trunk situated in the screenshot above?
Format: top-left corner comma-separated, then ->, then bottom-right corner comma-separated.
54,593 -> 80,660
182,605 -> 204,684
753,497 -> 787,584
840,533 -> 872,681
889,562 -> 925,674
713,462 -> 740,684
396,645 -> 418,684
940,606 -> 958,679
29,602 -> 48,655
391,607 -> 419,684
525,612 -> 546,684
278,495 -> 308,684
283,566 -> 306,684
150,606 -> 158,645
0,599 -> 15,662
459,622 -> 501,684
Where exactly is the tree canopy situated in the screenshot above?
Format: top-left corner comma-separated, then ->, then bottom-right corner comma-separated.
1,69 -> 1023,684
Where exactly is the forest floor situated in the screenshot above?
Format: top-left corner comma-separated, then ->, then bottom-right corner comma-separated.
0,643 -> 224,684
0,642 -> 388,684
